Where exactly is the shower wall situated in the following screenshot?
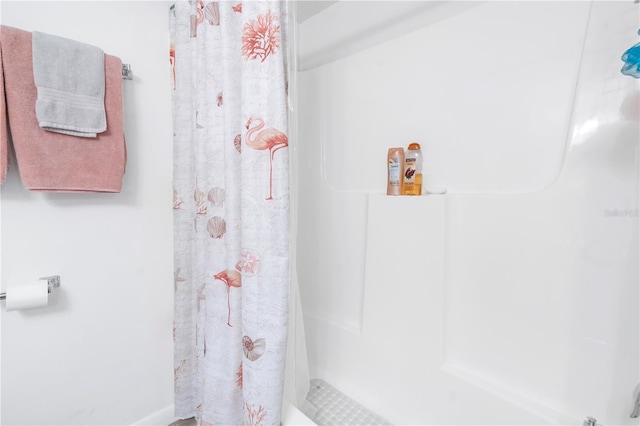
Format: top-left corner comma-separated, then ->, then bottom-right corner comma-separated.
1,2 -> 174,425
297,1 -> 639,425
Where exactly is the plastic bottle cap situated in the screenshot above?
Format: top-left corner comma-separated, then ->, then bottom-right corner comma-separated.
408,142 -> 421,150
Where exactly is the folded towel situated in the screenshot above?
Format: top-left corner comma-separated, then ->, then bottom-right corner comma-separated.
32,31 -> 106,137
0,41 -> 8,184
1,26 -> 126,193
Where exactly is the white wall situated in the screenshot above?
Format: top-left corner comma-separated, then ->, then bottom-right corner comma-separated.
0,2 -> 174,425
298,1 -> 639,425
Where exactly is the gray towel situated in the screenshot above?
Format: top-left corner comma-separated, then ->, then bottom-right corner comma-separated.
32,31 -> 106,138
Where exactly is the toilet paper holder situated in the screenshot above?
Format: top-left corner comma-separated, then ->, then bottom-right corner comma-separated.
0,275 -> 61,300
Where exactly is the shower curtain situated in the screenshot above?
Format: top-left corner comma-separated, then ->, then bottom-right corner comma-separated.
171,1 -> 292,424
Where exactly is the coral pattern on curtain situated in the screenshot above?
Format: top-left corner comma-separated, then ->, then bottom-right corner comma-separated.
171,1 -> 289,424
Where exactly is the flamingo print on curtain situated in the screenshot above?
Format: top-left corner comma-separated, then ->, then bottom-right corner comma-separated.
171,1 -> 290,424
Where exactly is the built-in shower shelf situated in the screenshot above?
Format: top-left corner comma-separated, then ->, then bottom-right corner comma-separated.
367,193 -> 446,219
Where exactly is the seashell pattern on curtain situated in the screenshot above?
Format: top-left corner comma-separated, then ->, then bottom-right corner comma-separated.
171,1 -> 290,424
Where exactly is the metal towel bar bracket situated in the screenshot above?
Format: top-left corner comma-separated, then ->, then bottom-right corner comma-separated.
122,63 -> 133,80
0,275 -> 61,300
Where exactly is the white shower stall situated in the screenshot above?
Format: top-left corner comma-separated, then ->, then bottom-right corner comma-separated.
295,1 -> 639,425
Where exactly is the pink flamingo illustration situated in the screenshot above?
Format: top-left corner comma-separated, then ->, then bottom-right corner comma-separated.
245,117 -> 288,200
214,269 -> 242,327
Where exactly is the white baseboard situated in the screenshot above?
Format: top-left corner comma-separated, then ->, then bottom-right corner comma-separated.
132,404 -> 179,426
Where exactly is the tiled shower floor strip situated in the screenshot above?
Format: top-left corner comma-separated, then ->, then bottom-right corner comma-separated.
305,378 -> 392,426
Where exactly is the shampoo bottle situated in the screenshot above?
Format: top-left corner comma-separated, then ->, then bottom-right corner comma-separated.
403,143 -> 423,195
387,147 -> 404,195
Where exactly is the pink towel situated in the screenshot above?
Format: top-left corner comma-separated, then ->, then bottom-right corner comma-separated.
0,26 -> 126,193
1,40 -> 8,184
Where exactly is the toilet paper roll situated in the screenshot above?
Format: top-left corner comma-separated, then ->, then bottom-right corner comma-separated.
6,280 -> 49,311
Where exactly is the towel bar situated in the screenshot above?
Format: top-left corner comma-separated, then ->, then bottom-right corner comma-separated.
122,63 -> 133,80
0,275 -> 61,300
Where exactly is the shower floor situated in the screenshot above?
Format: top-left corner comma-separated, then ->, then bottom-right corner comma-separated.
305,379 -> 392,426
